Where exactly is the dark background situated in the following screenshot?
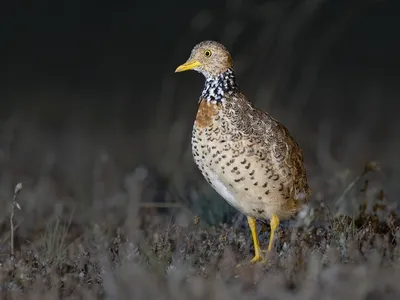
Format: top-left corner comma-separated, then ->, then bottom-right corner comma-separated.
0,0 -> 399,227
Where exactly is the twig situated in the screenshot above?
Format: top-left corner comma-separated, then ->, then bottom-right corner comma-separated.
10,182 -> 23,260
335,161 -> 380,209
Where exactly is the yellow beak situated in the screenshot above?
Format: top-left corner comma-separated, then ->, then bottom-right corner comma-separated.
175,59 -> 202,73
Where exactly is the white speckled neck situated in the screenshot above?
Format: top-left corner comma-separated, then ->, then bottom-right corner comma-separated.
200,68 -> 239,104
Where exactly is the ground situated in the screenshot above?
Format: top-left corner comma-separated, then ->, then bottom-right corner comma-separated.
0,161 -> 399,299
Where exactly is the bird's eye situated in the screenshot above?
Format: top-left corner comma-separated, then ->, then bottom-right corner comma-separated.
204,50 -> 212,57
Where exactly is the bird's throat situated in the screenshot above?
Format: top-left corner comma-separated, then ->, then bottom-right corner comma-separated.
200,68 -> 239,104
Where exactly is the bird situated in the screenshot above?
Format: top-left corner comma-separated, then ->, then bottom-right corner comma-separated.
175,40 -> 311,263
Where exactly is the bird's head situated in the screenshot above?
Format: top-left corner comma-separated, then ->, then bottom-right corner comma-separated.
175,41 -> 233,78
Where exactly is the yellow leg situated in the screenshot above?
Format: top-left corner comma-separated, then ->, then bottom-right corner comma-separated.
247,216 -> 262,263
267,214 -> 280,251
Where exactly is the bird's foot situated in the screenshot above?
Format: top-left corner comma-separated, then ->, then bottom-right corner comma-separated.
235,252 -> 269,269
250,254 -> 264,264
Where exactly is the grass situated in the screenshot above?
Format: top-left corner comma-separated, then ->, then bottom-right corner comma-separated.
41,212 -> 75,267
0,150 -> 399,299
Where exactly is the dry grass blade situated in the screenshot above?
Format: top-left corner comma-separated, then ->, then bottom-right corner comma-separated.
10,182 -> 22,260
42,209 -> 75,266
335,161 -> 380,209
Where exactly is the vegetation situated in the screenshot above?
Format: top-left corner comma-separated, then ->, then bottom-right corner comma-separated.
0,147 -> 398,299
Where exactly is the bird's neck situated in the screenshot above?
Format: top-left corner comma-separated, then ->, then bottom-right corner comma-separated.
200,68 -> 239,104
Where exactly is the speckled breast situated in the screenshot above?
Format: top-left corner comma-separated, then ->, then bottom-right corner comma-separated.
191,99 -> 245,212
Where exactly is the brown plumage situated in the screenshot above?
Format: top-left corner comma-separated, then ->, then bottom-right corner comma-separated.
175,40 -> 311,263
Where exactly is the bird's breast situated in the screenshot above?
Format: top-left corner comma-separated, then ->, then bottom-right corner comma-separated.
194,99 -> 222,128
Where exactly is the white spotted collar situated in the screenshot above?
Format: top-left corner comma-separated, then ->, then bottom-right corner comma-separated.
200,68 -> 239,104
